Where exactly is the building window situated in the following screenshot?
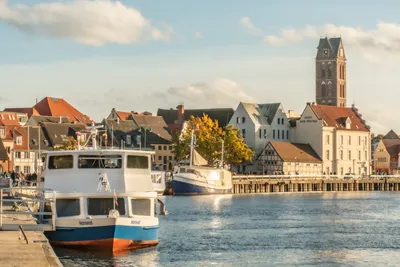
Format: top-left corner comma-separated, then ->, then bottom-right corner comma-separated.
163,146 -> 167,150
326,135 -> 330,144
0,128 -> 4,138
158,145 -> 162,150
340,150 -> 343,160
322,68 -> 326,78
286,130 -> 289,140
358,136 -> 361,146
326,150 -> 330,160
364,137 -> 367,144
259,129 -> 262,139
340,135 -> 343,145
24,152 -> 29,159
348,136 -> 351,145
242,117 -> 246,123
23,166 -> 30,174
328,67 -> 332,78
16,136 -> 22,145
241,129 -> 246,139
236,117 -> 240,124
348,150 -> 351,160
169,146 -> 172,150
277,130 -> 280,139
282,130 -> 284,139
340,167 -> 344,175
321,83 -> 326,96
158,156 -> 162,160
348,167 -> 352,173
264,129 -> 267,137
364,151 -> 367,161
358,151 -> 361,160
169,156 -> 172,160
15,152 -> 21,159
273,130 -> 275,139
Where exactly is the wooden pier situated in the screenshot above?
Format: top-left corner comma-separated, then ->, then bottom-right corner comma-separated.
232,175 -> 400,194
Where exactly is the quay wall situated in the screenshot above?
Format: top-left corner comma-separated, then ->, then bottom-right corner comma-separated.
232,175 -> 400,194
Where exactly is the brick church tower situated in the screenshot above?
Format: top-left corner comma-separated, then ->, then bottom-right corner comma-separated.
315,37 -> 347,107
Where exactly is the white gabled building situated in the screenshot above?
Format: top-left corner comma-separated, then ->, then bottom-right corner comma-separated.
294,102 -> 371,176
229,102 -> 292,173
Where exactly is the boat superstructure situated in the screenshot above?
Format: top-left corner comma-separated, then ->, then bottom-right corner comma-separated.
38,124 -> 167,252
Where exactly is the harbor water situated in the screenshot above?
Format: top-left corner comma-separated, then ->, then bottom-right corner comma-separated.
55,192 -> 400,266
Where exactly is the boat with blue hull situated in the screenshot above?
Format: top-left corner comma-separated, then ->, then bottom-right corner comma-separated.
171,130 -> 232,195
38,124 -> 167,253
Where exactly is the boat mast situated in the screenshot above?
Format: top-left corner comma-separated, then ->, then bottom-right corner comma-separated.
189,129 -> 194,167
221,139 -> 224,168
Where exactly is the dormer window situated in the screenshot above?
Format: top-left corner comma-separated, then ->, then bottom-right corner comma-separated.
345,117 -> 351,129
242,117 -> 246,123
0,128 -> 5,139
16,136 -> 22,145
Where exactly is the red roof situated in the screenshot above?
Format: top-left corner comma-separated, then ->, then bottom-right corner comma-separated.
0,112 -> 20,126
116,111 -> 132,120
33,97 -> 92,124
309,104 -> 369,132
3,108 -> 39,117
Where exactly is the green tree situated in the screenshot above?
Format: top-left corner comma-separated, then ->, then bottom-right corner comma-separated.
173,114 -> 254,166
55,136 -> 78,150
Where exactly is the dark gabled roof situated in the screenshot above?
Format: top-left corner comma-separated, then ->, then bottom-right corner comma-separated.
0,138 -> 8,161
317,37 -> 342,56
131,115 -> 172,144
30,115 -> 70,125
383,130 -> 400,140
104,119 -> 138,146
257,103 -> 281,125
241,102 -> 281,125
157,108 -> 234,127
41,122 -> 86,147
270,141 -> 322,163
27,127 -> 53,151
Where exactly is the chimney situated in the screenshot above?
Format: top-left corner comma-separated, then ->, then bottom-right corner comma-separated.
177,103 -> 184,124
59,116 -> 62,124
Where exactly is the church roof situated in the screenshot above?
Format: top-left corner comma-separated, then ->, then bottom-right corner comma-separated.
317,37 -> 342,56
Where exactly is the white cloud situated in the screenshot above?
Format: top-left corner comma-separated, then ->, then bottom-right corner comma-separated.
0,0 -> 174,46
239,17 -> 263,36
155,79 -> 255,109
261,22 -> 400,56
194,32 -> 203,39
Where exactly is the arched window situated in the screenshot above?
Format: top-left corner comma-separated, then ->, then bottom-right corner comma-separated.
321,83 -> 326,96
327,82 -> 332,97
328,100 -> 332,105
328,67 -> 332,79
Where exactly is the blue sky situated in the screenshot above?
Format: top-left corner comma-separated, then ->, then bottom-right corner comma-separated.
0,0 -> 399,133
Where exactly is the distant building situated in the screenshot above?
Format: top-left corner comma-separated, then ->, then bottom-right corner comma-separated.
229,102 -> 291,173
0,138 -> 9,172
26,115 -> 70,126
5,97 -> 92,125
372,139 -> 390,174
260,141 -> 323,175
157,104 -> 234,134
315,37 -> 347,107
41,122 -> 86,149
382,130 -> 400,174
294,102 -> 371,176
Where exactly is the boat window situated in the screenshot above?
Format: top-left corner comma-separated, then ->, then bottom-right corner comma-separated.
127,155 -> 148,169
56,199 -> 80,217
131,199 -> 151,216
78,155 -> 122,169
87,198 -> 125,215
48,155 -> 73,169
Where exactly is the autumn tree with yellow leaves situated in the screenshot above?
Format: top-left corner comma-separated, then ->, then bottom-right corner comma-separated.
173,114 -> 254,166
55,136 -> 78,150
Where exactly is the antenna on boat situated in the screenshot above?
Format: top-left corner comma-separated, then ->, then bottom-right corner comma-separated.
189,130 -> 194,167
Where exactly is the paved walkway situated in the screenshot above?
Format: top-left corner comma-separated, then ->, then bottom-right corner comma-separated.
0,204 -> 62,267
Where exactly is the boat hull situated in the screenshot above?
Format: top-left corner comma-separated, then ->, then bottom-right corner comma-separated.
45,222 -> 159,252
172,177 -> 232,195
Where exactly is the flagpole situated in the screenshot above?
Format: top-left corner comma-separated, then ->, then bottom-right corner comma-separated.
113,188 -> 116,211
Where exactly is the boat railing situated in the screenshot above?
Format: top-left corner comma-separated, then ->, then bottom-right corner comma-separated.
0,187 -> 56,231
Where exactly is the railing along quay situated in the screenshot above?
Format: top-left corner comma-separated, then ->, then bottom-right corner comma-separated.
231,175 -> 400,194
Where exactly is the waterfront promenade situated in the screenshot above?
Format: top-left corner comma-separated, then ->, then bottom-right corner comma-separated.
0,203 -> 62,267
232,175 -> 400,194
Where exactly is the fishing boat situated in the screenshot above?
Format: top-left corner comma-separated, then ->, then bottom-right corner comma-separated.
38,124 -> 167,252
171,130 -> 232,195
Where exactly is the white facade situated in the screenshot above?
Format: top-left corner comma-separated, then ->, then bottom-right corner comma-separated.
229,102 -> 291,173
294,104 -> 371,176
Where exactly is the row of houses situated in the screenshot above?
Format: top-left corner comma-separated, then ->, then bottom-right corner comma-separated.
0,96 -> 397,176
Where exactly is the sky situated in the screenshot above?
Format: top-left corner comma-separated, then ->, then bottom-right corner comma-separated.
0,0 -> 399,134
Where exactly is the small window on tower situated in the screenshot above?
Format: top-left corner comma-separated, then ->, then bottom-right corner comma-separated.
328,67 -> 332,79
321,68 -> 325,78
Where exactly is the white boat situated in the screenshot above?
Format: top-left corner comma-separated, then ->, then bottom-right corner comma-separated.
151,170 -> 166,195
171,130 -> 232,195
38,124 -> 167,253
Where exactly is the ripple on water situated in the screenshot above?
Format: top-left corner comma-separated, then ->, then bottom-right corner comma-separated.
54,193 -> 400,266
